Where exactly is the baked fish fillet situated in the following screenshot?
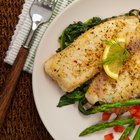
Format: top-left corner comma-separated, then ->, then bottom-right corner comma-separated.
85,42 -> 140,105
44,16 -> 140,92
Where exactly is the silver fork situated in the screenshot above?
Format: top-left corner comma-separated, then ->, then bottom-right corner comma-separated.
0,0 -> 58,126
25,0 -> 58,48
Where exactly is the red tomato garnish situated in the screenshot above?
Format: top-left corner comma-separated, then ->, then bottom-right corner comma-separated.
124,137 -> 130,140
102,112 -> 112,121
129,105 -> 140,119
133,111 -> 140,118
113,125 -> 124,133
113,108 -> 121,115
129,106 -> 140,115
129,107 -> 137,115
134,105 -> 140,110
104,133 -> 114,140
134,117 -> 140,125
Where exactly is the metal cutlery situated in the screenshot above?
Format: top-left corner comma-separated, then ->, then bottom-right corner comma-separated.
0,0 -> 58,126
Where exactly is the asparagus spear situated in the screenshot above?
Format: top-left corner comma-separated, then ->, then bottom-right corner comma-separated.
119,122 -> 135,140
133,126 -> 140,140
79,118 -> 134,136
79,99 -> 140,115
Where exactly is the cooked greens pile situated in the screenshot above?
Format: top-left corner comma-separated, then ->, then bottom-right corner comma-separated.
57,79 -> 91,107
57,9 -> 140,139
58,17 -> 102,51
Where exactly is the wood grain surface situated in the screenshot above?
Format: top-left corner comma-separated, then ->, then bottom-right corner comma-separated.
0,0 -> 53,139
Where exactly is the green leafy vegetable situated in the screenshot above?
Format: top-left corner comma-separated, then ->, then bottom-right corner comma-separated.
57,80 -> 91,107
128,9 -> 140,16
57,90 -> 84,107
58,17 -> 102,51
78,98 -> 92,115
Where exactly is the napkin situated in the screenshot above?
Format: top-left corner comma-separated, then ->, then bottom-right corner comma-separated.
4,0 -> 74,73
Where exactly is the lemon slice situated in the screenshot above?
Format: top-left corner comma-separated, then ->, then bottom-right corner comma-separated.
102,38 -> 127,80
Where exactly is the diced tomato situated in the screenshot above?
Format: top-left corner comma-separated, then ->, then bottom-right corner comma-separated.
129,106 -> 140,114
129,106 -> 140,118
102,112 -> 112,121
134,105 -> 140,110
112,107 -> 129,115
129,107 -> 137,115
113,125 -> 124,133
133,111 -> 140,118
134,117 -> 140,125
124,137 -> 130,140
113,108 -> 121,115
104,133 -> 114,140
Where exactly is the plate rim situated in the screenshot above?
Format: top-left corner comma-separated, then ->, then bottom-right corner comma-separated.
32,0 -> 140,139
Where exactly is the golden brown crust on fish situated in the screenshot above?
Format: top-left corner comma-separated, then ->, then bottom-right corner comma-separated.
85,41 -> 140,105
44,16 -> 140,92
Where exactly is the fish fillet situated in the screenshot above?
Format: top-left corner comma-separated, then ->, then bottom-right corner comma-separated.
44,16 -> 140,92
85,40 -> 140,105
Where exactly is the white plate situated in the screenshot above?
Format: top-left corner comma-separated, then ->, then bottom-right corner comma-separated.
32,0 -> 140,139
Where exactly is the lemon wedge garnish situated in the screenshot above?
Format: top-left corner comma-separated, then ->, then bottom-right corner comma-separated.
102,38 -> 129,80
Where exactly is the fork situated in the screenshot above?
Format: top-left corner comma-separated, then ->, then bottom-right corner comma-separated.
0,0 -> 58,126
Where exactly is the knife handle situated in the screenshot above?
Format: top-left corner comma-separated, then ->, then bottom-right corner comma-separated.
0,47 -> 29,127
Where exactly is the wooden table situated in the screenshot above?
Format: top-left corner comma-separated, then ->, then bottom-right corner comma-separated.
0,0 -> 53,139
